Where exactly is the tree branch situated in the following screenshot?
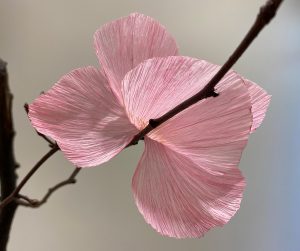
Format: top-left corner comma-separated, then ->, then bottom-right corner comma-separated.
128,0 -> 283,146
0,145 -> 59,210
16,167 -> 81,208
0,59 -> 18,251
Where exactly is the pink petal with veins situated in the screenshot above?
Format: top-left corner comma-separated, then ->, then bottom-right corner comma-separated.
133,137 -> 246,239
122,56 -> 269,132
94,13 -> 178,103
128,56 -> 252,238
29,67 -> 138,167
150,80 -> 252,151
122,56 -> 245,129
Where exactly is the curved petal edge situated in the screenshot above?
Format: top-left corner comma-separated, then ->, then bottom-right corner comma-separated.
132,138 -> 246,238
244,79 -> 271,132
94,13 -> 179,102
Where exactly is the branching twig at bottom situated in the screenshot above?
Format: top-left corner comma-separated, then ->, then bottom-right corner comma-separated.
16,167 -> 81,208
15,167 -> 81,208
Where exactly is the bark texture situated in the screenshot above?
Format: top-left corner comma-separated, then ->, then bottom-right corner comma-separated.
0,59 -> 18,251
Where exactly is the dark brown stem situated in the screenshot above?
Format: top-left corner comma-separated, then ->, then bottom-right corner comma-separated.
0,59 -> 18,251
0,146 -> 59,210
16,167 -> 81,208
128,0 -> 283,146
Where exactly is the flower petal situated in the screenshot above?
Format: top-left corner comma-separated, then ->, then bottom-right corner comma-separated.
244,79 -> 271,132
216,77 -> 271,132
29,67 -> 138,167
133,138 -> 246,238
94,13 -> 178,102
132,80 -> 252,238
122,56 -> 270,132
149,76 -> 252,149
122,56 -> 245,130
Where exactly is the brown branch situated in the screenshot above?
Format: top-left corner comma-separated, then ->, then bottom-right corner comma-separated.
0,59 -> 18,251
0,145 -> 59,210
16,167 -> 81,208
128,0 -> 283,146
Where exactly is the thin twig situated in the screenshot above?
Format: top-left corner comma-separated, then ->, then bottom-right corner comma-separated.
127,0 -> 283,147
0,146 -> 59,210
16,194 -> 38,205
16,168 -> 81,208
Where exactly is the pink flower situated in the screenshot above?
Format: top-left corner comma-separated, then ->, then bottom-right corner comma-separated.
28,13 -> 270,238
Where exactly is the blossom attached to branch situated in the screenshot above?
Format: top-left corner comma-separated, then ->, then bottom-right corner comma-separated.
28,13 -> 270,238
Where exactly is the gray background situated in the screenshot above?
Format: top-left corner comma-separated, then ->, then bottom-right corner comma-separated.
1,0 -> 299,250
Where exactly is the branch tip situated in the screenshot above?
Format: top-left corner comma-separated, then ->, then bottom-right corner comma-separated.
259,0 -> 283,25
24,103 -> 29,114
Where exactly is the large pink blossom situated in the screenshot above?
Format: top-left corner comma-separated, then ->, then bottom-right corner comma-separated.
28,13 -> 270,238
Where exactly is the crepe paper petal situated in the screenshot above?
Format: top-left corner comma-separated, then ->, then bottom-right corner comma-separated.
132,81 -> 251,238
132,137 -> 246,238
29,67 -> 138,167
149,78 -> 252,150
216,76 -> 271,133
94,13 -> 178,103
244,79 -> 271,132
122,56 -> 245,130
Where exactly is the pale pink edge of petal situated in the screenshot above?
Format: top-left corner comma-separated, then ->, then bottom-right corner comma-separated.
244,79 -> 271,133
93,12 -> 179,59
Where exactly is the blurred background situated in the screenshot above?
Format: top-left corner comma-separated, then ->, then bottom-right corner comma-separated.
0,0 -> 299,250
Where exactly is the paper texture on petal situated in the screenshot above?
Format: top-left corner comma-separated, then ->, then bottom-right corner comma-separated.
133,138 -> 246,238
123,56 -> 270,132
150,79 -> 252,149
132,81 -> 252,238
94,13 -> 178,102
123,56 -> 244,130
29,67 -> 138,167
